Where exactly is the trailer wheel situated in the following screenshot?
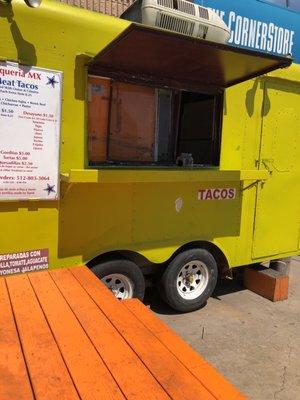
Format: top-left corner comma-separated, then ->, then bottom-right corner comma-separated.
91,260 -> 145,301
159,249 -> 218,312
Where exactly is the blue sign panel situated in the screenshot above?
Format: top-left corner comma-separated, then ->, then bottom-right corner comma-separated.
197,0 -> 300,63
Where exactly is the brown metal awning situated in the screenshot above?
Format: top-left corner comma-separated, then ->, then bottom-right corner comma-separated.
89,23 -> 292,91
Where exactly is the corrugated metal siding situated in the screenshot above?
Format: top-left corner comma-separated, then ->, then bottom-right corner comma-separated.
59,0 -> 133,17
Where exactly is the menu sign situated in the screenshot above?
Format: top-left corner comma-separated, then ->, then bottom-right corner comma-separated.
0,62 -> 62,200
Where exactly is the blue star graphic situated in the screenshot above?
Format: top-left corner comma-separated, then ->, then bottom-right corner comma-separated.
44,184 -> 56,195
46,76 -> 59,88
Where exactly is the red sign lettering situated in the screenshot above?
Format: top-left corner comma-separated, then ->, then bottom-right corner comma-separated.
198,188 -> 236,201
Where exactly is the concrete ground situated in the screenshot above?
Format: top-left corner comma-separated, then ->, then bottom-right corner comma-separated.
145,257 -> 300,400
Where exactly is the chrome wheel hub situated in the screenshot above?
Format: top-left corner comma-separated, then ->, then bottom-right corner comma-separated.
101,273 -> 134,300
177,260 -> 209,300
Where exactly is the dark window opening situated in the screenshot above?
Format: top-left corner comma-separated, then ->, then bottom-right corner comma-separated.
87,76 -> 223,167
177,92 -> 222,165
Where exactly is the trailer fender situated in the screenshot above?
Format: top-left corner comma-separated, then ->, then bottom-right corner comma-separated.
86,241 -> 230,277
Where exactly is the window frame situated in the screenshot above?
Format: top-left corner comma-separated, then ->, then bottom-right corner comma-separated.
257,0 -> 300,13
87,75 -> 224,168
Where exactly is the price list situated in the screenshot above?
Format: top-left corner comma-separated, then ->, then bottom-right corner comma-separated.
0,63 -> 62,200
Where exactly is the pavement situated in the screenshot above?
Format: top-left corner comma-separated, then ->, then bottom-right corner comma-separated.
145,257 -> 300,400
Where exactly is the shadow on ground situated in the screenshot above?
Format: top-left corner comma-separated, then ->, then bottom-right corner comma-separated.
144,275 -> 247,315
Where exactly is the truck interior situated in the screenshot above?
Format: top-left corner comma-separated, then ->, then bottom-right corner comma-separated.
87,24 -> 292,168
87,78 -> 223,166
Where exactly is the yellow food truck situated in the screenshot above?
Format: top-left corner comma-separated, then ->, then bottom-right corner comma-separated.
0,0 -> 299,311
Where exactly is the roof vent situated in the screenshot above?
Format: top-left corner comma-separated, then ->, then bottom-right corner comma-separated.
121,0 -> 230,44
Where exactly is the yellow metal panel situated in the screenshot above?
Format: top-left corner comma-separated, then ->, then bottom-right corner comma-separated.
220,78 -> 264,172
64,169 -> 242,183
252,79 -> 300,257
61,169 -> 270,183
59,183 -> 133,261
240,170 -> 270,181
219,77 -> 265,266
0,0 -> 299,272
0,0 -> 131,267
268,64 -> 300,84
0,201 -> 59,263
131,181 -> 242,243
58,180 -> 241,267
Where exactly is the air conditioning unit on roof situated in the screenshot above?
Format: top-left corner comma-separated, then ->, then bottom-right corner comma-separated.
121,0 -> 230,44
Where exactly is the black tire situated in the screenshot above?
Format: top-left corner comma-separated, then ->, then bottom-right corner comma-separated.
159,249 -> 218,312
91,259 -> 145,301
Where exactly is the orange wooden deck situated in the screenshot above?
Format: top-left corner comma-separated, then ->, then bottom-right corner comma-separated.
0,266 -> 247,400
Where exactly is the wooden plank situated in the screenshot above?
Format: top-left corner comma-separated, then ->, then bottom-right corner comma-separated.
109,82 -> 156,162
71,266 -> 216,400
88,76 -> 111,163
0,278 -> 35,400
50,268 -> 170,400
5,274 -> 80,400
124,299 -> 207,368
28,271 -> 125,400
124,299 -> 247,400
191,364 -> 247,400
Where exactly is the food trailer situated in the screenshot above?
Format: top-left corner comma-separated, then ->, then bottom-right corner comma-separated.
0,0 -> 299,311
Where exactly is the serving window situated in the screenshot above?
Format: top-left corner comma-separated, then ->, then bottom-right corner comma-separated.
87,75 -> 223,167
86,24 -> 291,168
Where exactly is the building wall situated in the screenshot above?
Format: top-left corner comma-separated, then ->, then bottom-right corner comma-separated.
59,0 -> 133,17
